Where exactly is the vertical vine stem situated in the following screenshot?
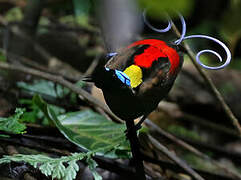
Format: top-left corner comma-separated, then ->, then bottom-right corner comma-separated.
125,120 -> 146,180
171,23 -> 241,136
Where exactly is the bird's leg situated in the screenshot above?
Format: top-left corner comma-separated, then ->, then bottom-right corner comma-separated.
125,120 -> 146,180
135,115 -> 148,130
125,115 -> 147,138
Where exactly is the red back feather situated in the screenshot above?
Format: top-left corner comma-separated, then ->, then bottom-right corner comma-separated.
128,39 -> 180,73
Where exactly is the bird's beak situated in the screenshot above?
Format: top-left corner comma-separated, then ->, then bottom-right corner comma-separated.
81,76 -> 93,82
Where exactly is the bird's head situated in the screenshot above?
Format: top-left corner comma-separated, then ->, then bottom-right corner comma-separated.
87,65 -> 131,91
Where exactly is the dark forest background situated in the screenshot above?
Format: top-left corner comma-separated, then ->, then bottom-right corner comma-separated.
0,0 -> 241,180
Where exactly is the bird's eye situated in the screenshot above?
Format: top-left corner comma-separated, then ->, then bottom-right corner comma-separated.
106,52 -> 118,59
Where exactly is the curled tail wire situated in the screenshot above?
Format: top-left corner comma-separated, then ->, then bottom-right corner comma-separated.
143,11 -> 231,70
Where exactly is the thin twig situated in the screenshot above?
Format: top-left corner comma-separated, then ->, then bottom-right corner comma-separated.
0,15 -> 82,79
19,55 -> 81,82
171,23 -> 241,135
145,120 -> 241,180
83,55 -> 101,77
0,48 -> 81,83
142,154 -> 237,180
0,62 -> 122,122
148,135 -> 205,180
158,101 -> 240,138
180,113 -> 240,138
146,120 -> 205,157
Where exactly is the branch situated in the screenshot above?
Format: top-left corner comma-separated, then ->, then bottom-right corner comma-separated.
145,120 -> 241,180
0,61 -> 122,122
142,154 -> 237,180
171,24 -> 241,135
0,15 -> 82,78
157,101 -> 240,138
148,135 -> 205,180
18,55 -> 80,83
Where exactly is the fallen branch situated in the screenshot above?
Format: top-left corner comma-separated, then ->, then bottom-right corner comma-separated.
148,135 -> 205,180
142,154 -> 237,180
145,120 -> 241,180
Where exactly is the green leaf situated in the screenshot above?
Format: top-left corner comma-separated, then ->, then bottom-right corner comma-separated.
19,99 -> 41,124
87,155 -> 102,180
64,160 -> 79,180
39,162 -> 54,176
17,79 -> 79,106
0,108 -> 26,134
17,80 -> 70,99
19,98 -> 65,125
0,153 -> 99,180
33,95 -> 130,158
52,161 -> 65,179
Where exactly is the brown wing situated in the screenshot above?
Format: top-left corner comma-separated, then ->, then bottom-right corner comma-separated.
105,44 -> 150,70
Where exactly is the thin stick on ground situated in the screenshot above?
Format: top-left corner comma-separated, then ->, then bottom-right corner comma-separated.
148,135 -> 205,180
145,119 -> 241,180
171,23 -> 241,135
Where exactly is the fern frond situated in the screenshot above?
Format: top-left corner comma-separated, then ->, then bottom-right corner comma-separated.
0,153 -> 102,180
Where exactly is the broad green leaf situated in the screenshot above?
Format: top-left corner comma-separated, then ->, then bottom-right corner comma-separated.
17,80 -> 70,99
0,108 -> 26,134
57,110 -> 130,158
17,80 -> 79,105
33,95 -> 130,158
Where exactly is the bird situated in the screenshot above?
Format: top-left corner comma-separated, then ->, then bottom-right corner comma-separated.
86,39 -> 184,130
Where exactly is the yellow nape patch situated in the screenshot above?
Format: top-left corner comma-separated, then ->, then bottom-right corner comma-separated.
123,65 -> 143,88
